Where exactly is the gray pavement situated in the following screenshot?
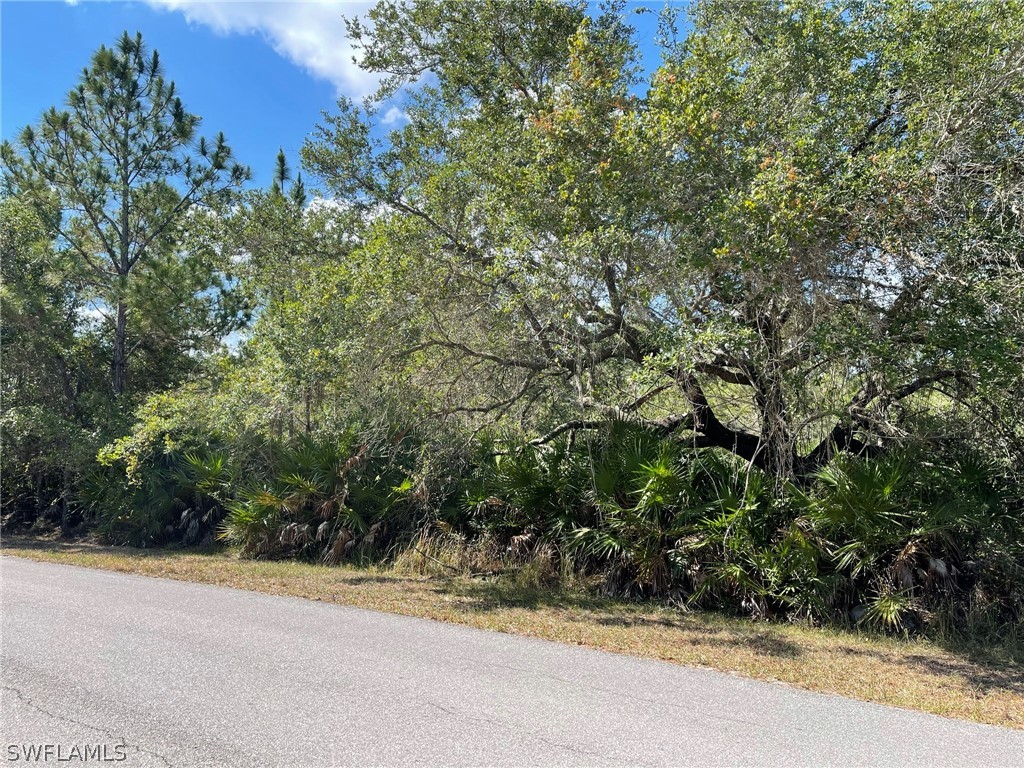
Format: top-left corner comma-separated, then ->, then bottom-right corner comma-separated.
1,556 -> 1022,767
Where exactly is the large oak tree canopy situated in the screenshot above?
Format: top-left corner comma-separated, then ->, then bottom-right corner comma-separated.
303,0 -> 1024,480
3,5 -> 1022,629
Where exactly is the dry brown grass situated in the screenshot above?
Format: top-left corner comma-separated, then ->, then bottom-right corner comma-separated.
3,535 -> 1022,729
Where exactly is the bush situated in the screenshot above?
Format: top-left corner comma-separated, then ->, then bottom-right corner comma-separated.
82,449 -> 233,548
83,379 -> 465,555
220,431 -> 423,562
802,447 -> 1024,632
78,392 -> 1024,638
0,406 -> 102,531
83,391 -> 236,547
465,424 -> 1024,632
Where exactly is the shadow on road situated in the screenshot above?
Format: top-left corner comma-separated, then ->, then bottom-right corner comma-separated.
437,576 -> 1024,697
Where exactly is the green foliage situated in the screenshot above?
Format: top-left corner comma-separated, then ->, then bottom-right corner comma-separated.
84,401 -> 234,547
1,32 -> 249,529
1,30 -> 249,397
220,433 -> 419,563
468,429 -> 1023,630
81,450 -> 233,549
0,406 -> 101,530
801,447 -> 1023,630
3,4 -> 1023,647
301,0 -> 1024,492
0,197 -> 113,528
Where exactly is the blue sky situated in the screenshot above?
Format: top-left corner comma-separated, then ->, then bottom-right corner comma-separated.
2,1 -> 672,190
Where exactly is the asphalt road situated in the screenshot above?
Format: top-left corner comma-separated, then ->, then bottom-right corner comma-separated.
2,557 -> 1022,767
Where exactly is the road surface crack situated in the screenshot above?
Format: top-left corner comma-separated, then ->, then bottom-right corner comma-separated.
3,684 -> 173,766
424,699 -> 627,764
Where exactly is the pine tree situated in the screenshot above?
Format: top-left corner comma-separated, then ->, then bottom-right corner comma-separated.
272,147 -> 290,197
269,148 -> 306,207
1,31 -> 250,396
290,173 -> 307,208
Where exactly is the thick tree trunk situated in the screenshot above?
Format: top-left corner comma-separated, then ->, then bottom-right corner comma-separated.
111,300 -> 127,396
752,367 -> 795,483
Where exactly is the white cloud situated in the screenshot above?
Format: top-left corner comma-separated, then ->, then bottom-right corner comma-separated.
307,196 -> 350,214
145,1 -> 379,98
380,105 -> 409,125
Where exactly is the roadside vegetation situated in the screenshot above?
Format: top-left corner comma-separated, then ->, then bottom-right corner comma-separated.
4,535 -> 1023,728
3,0 -> 1023,702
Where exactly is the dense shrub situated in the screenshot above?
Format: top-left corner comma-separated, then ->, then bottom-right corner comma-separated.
797,448 -> 1023,630
220,432 -> 423,562
465,425 -> 1024,632
0,406 -> 101,531
82,447 -> 233,548
78,390 -> 237,547
86,405 -> 430,556
77,400 -> 1024,637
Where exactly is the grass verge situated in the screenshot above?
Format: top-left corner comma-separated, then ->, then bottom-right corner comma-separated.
3,535 -> 1022,729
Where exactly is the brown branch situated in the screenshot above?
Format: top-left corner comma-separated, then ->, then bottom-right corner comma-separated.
402,339 -> 549,372
677,373 -> 765,467
695,361 -> 752,387
528,419 -> 607,446
798,370 -> 963,474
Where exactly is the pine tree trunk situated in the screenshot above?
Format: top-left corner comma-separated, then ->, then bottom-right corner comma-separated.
112,300 -> 127,396
304,385 -> 312,435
